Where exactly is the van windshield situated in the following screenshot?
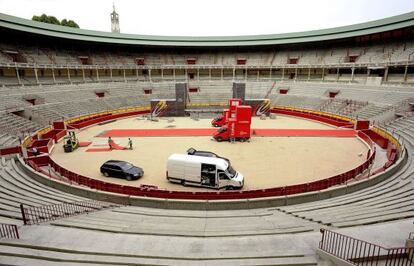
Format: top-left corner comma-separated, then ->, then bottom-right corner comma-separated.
218,127 -> 227,133
226,165 -> 237,178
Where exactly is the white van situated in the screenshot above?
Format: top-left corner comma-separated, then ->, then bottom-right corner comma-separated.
166,154 -> 244,190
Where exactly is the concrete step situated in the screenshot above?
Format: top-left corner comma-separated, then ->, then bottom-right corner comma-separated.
50,217 -> 314,237
0,242 -> 318,266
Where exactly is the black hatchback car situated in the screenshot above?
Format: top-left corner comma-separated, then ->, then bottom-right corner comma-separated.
100,160 -> 144,181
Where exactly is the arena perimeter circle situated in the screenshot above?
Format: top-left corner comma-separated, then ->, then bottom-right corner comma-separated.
50,115 -> 369,192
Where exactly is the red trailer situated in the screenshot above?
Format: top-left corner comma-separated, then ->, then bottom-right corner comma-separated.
213,105 -> 252,142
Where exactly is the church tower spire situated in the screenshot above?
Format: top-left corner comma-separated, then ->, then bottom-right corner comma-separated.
111,3 -> 120,33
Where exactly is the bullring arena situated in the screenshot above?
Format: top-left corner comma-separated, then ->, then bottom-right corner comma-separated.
0,9 -> 414,266
51,115 -> 370,191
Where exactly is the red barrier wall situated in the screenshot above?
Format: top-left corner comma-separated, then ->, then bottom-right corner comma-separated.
27,139 -> 53,157
44,145 -> 376,200
53,121 -> 65,130
69,110 -> 149,129
54,130 -> 67,142
356,120 -> 370,130
361,129 -> 389,149
272,108 -> 353,128
0,146 -> 21,156
28,155 -> 50,166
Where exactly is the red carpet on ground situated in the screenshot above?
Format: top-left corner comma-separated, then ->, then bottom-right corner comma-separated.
78,141 -> 92,147
254,129 -> 356,137
85,148 -> 111,152
98,128 -> 356,138
85,142 -> 126,152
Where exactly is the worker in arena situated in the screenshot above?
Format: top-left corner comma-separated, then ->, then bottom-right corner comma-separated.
108,136 -> 113,150
128,138 -> 133,150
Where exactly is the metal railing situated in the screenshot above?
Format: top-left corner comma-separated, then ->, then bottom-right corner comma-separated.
0,223 -> 19,239
20,200 -> 121,225
319,229 -> 414,265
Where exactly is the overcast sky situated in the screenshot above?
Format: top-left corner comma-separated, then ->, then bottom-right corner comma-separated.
0,0 -> 414,36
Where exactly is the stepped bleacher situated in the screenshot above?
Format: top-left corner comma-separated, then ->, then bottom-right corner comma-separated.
1,41 -> 413,69
0,157 -> 88,223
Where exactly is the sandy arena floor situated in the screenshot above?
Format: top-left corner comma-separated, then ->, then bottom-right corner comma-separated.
50,115 -> 369,191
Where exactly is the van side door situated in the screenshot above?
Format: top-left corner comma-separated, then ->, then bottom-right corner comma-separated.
201,163 -> 217,188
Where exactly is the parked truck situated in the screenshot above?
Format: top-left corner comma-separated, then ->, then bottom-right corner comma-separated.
213,105 -> 252,142
166,154 -> 244,190
211,109 -> 229,127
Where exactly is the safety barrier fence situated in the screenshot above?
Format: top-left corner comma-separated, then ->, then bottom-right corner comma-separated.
319,229 -> 413,265
20,200 -> 120,225
0,223 -> 19,239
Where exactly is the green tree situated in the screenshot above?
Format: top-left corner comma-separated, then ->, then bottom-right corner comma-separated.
32,14 -> 79,28
66,20 -> 79,28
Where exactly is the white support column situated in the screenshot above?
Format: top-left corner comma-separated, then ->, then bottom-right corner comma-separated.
307,68 -> 311,81
67,68 -> 71,84
82,68 -> 85,82
96,67 -> 100,82
185,68 -> 188,82
282,68 -> 285,81
197,68 -> 200,81
123,69 -> 127,82
383,67 -> 389,84
161,68 -> 164,80
15,67 -> 21,85
244,67 -> 247,81
351,67 -> 355,83
149,69 -> 152,83
209,68 -> 211,81
336,68 -> 340,81
256,69 -> 259,81
52,67 -> 56,83
322,68 -> 325,81
403,65 -> 408,83
173,68 -> 176,81
109,68 -> 113,82
294,68 -> 298,81
221,67 -> 223,80
232,67 -> 235,81
34,67 -> 39,84
269,67 -> 272,80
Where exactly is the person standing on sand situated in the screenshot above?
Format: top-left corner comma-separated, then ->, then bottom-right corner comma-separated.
108,136 -> 113,150
128,138 -> 133,150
